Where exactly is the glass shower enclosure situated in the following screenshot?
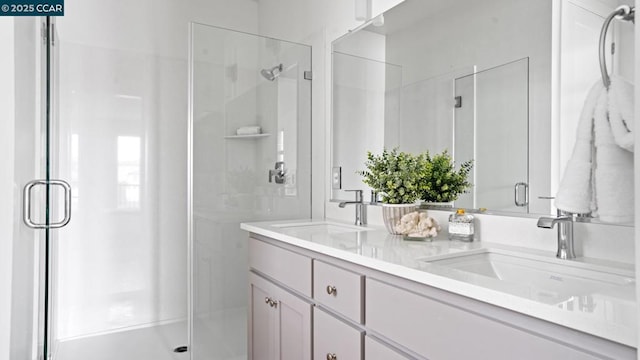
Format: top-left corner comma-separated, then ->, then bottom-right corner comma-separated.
7,17 -> 310,360
189,24 -> 311,359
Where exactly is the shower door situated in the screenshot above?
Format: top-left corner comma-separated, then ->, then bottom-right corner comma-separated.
454,58 -> 529,213
189,24 -> 312,360
45,15 -> 189,360
5,17 -> 55,360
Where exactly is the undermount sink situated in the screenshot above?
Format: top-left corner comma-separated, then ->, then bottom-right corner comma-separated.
420,248 -> 635,306
271,221 -> 373,236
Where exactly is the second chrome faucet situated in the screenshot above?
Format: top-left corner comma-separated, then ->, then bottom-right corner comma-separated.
537,210 -> 576,259
339,189 -> 367,226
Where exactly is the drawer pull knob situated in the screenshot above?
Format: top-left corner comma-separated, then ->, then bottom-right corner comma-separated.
326,285 -> 337,295
326,353 -> 337,360
265,297 -> 278,308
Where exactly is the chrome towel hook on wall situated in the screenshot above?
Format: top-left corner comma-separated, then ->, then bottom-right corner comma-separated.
599,5 -> 635,89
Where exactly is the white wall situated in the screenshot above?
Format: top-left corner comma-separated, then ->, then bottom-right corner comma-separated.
0,18 -> 16,360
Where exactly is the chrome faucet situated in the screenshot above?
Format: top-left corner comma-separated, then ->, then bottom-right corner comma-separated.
537,210 -> 576,259
339,190 -> 367,226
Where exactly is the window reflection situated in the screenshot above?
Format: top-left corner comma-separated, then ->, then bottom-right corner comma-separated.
117,136 -> 141,209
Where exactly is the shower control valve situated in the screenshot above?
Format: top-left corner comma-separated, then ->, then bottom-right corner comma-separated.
269,161 -> 286,184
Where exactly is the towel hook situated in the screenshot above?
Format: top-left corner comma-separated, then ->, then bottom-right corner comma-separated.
599,5 -> 635,89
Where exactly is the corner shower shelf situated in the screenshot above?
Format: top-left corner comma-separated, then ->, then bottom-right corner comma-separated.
224,133 -> 271,139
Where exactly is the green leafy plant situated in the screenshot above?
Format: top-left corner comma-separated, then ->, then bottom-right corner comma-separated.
418,150 -> 473,203
358,148 -> 423,204
358,148 -> 473,204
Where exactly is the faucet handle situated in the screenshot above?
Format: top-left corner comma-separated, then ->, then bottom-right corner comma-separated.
344,189 -> 363,202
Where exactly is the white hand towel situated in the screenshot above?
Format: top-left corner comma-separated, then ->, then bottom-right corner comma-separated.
607,75 -> 634,152
594,85 -> 634,223
236,125 -> 262,135
555,81 -> 602,215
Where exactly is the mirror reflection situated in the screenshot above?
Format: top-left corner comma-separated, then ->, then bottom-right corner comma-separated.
331,0 -> 634,221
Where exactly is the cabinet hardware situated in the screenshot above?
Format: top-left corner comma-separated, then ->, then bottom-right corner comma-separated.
326,353 -> 337,360
265,297 -> 278,308
326,285 -> 337,295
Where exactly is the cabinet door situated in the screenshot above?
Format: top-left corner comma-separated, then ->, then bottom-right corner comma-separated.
273,282 -> 313,360
314,308 -> 363,360
249,272 -> 312,360
249,275 -> 277,360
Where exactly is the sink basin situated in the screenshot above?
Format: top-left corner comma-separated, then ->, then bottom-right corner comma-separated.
271,221 -> 373,236
269,221 -> 374,252
420,248 -> 635,306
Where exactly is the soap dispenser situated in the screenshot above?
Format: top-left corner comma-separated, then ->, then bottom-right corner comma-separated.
448,209 -> 474,242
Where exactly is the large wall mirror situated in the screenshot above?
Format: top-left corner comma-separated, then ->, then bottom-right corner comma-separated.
331,0 -> 634,222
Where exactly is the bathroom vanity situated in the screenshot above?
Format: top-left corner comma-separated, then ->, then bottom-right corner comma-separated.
242,220 -> 636,360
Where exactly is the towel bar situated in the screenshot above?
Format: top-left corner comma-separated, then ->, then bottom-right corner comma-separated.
599,5 -> 635,89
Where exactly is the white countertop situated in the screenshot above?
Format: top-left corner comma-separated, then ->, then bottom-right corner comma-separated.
241,218 -> 637,348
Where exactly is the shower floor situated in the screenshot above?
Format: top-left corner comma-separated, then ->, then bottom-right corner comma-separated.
192,306 -> 247,360
54,308 -> 246,360
54,322 -> 189,360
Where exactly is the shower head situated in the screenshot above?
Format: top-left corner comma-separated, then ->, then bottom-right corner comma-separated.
260,64 -> 283,81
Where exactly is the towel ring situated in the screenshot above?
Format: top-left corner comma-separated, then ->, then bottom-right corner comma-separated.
599,5 -> 635,89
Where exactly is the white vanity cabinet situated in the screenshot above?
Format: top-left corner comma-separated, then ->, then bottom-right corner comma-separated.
247,234 -> 636,360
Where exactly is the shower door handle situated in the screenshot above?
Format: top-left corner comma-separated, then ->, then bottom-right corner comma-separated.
23,179 -> 72,229
514,182 -> 529,207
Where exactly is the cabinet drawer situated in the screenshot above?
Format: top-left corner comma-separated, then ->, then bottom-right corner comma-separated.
365,336 -> 414,360
249,238 -> 312,296
366,279 -> 606,360
313,260 -> 363,323
314,308 -> 363,360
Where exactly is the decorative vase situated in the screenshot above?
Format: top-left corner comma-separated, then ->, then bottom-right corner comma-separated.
381,203 -> 418,235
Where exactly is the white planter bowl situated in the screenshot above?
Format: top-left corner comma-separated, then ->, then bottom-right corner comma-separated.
381,203 -> 418,235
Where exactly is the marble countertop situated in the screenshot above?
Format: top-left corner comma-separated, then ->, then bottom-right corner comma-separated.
241,219 -> 637,347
